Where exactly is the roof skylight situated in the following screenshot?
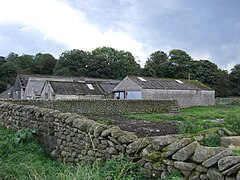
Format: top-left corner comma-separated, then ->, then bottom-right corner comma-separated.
87,84 -> 94,90
137,77 -> 147,82
175,79 -> 184,84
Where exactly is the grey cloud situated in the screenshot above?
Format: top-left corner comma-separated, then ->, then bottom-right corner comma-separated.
0,23 -> 67,57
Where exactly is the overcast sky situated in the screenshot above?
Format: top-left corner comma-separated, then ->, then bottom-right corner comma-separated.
0,0 -> 239,71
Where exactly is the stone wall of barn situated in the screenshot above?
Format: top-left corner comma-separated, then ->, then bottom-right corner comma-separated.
0,101 -> 240,179
3,99 -> 179,115
142,89 -> 215,108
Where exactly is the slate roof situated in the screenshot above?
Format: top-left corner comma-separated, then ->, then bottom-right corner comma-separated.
17,75 -> 119,96
0,86 -> 13,99
49,81 -> 105,95
99,83 -> 119,93
25,80 -> 45,96
129,76 -> 212,91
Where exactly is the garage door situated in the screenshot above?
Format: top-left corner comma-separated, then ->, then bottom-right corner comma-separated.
127,91 -> 142,100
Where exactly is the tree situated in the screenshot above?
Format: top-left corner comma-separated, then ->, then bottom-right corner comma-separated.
143,50 -> 169,77
0,61 -> 18,92
168,49 -> 193,79
88,47 -> 140,79
0,56 -> 6,66
110,50 -> 140,79
6,52 -> 18,61
229,64 -> 240,96
53,49 -> 90,76
14,54 -> 35,74
191,60 -> 222,95
218,70 -> 231,97
34,53 -> 56,74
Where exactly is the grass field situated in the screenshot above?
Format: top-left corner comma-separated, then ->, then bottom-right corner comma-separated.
125,105 -> 240,134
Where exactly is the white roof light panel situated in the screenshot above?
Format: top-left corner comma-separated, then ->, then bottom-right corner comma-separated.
87,84 -> 94,90
137,77 -> 147,82
175,79 -> 184,84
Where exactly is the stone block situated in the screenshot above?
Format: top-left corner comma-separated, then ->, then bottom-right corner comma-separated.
172,141 -> 199,161
221,136 -> 240,150
192,145 -> 225,163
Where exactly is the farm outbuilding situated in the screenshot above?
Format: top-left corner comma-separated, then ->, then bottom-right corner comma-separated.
41,81 -> 107,100
9,75 -> 119,100
113,76 -> 215,107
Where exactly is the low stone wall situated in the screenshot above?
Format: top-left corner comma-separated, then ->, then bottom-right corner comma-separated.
0,101 -> 240,179
216,97 -> 240,105
4,99 -> 179,115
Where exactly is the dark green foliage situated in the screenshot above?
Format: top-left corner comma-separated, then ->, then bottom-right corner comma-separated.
53,49 -> 90,76
143,50 -> 169,77
89,47 -> 140,79
14,128 -> 37,145
0,52 -> 56,93
34,53 -> 57,74
168,49 -> 193,79
229,64 -> 240,96
102,156 -> 146,180
178,123 -> 205,134
53,47 -> 140,79
202,133 -> 221,147
0,60 -> 18,92
191,60 -> 222,95
165,169 -> 182,180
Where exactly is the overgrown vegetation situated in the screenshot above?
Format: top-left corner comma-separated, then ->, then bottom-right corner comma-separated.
165,170 -> 183,180
201,133 -> 221,147
96,118 -> 119,125
125,105 -> 240,134
0,126 -> 146,180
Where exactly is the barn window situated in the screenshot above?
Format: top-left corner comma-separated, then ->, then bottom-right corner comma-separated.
87,84 -> 94,90
114,92 -> 125,99
137,77 -> 146,81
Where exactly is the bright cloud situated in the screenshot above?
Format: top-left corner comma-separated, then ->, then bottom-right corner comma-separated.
0,0 -> 146,63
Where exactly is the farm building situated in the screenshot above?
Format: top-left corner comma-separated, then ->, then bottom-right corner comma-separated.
42,81 -> 107,100
9,75 -> 119,100
0,86 -> 13,99
113,76 -> 215,107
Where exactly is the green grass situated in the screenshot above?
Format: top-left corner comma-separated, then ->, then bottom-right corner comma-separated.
125,105 -> 240,134
0,126 -> 146,180
96,118 -> 119,125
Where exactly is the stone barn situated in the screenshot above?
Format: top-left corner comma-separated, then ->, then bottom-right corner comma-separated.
41,80 -> 116,100
10,75 -> 119,100
113,76 -> 215,107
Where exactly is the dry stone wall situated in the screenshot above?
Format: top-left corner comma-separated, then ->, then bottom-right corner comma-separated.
4,99 -> 179,115
1,101 -> 240,179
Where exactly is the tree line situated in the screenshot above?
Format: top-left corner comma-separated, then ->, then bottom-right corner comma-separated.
0,47 -> 239,97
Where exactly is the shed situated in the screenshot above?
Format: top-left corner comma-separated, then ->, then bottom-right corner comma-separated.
113,76 -> 215,107
42,81 -> 107,100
